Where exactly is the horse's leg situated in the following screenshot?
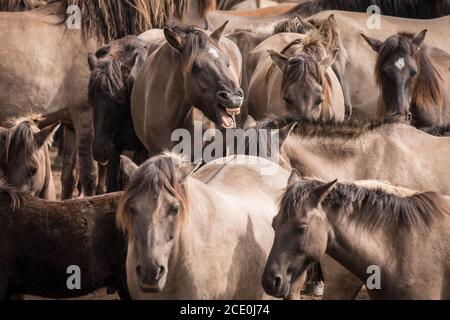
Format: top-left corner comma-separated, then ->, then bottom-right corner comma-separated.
0,275 -> 8,300
321,255 -> 363,300
332,65 -> 353,119
106,150 -> 121,193
61,126 -> 78,200
285,271 -> 307,300
76,110 -> 97,197
96,163 -> 107,195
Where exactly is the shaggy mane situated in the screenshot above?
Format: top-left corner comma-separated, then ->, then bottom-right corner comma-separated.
117,152 -> 189,235
281,179 -> 450,231
257,114 -> 407,140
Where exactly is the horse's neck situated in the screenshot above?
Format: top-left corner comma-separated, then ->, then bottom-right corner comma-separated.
325,205 -> 393,283
283,135 -> 367,180
147,47 -> 192,152
176,178 -> 214,254
168,178 -> 219,291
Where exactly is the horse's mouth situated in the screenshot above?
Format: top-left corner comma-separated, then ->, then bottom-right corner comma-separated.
138,281 -> 163,294
219,107 -> 240,129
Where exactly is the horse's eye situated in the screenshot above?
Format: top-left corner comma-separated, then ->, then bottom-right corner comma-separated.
410,68 -> 418,76
284,97 -> 293,105
298,225 -> 308,235
316,96 -> 324,106
192,62 -> 201,74
28,166 -> 37,177
170,203 -> 180,216
226,59 -> 231,68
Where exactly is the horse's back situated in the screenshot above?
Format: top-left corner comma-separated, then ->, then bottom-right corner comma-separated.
196,156 -> 289,208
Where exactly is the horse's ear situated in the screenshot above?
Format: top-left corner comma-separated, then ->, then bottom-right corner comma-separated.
244,116 -> 257,130
279,122 -> 297,148
164,27 -> 184,52
288,169 -> 302,185
178,163 -> 201,184
34,122 -> 60,148
324,13 -> 336,26
120,155 -> 138,179
309,179 -> 338,208
360,33 -> 383,52
412,29 -> 427,49
296,16 -> 315,31
320,49 -> 339,70
268,50 -> 288,71
87,53 -> 98,71
210,20 -> 229,42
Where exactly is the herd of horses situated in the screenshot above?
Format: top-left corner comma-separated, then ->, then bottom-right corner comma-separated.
1,0 -> 450,300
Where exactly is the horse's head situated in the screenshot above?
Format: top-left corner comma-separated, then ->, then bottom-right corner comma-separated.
0,117 -> 58,195
164,22 -> 243,129
270,48 -> 337,121
88,37 -> 149,164
117,153 -> 195,293
362,30 -> 428,121
262,170 -> 337,298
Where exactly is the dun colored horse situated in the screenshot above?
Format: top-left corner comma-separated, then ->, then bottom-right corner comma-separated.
0,115 -> 58,200
247,30 -> 344,122
131,24 -> 243,156
117,153 -> 290,299
264,173 -> 450,299
255,116 -> 450,298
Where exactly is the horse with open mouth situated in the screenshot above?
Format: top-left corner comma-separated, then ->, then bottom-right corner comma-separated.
131,23 -> 244,156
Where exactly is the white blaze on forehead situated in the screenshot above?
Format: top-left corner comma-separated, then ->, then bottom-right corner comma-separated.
394,57 -> 405,70
208,47 -> 219,58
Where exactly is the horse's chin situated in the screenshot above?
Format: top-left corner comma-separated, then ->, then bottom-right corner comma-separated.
138,281 -> 165,294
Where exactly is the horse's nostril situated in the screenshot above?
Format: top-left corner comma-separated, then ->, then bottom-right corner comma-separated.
136,266 -> 143,279
274,275 -> 282,292
217,91 -> 231,101
156,265 -> 166,281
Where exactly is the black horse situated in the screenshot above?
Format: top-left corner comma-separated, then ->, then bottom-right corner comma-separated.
87,36 -> 150,192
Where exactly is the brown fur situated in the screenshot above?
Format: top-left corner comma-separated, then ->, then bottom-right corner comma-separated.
259,114 -> 405,141
281,180 -> 449,231
260,31 -> 334,115
0,184 -> 129,299
1,115 -> 43,170
117,154 -> 189,235
0,0 -> 214,42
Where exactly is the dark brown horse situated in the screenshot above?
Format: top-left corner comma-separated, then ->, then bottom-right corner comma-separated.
362,31 -> 450,127
87,35 -> 161,192
0,184 -> 129,300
